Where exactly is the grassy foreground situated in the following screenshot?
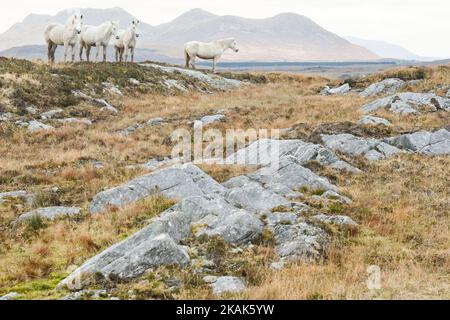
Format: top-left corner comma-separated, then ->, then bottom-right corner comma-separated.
0,60 -> 449,299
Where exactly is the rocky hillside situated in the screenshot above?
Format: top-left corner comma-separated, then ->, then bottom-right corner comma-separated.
0,59 -> 449,300
0,8 -> 378,62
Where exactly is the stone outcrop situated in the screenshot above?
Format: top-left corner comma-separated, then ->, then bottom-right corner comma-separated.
321,133 -> 403,161
360,78 -> 405,97
320,84 -> 351,95
141,64 -> 242,91
358,115 -> 392,126
361,92 -> 450,114
15,207 -> 81,223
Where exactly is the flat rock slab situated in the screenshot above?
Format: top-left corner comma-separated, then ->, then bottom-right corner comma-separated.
321,133 -> 403,161
311,214 -> 358,226
89,164 -> 226,214
360,78 -> 405,97
27,120 -> 54,132
0,190 -> 32,204
225,138 -> 357,172
361,92 -> 450,114
247,159 -> 339,192
211,277 -> 246,295
358,115 -> 391,126
60,196 -> 258,289
271,222 -> 330,262
15,207 -> 81,223
141,64 -> 242,91
321,84 -> 351,95
225,182 -> 292,213
386,129 -> 450,155
0,292 -> 20,300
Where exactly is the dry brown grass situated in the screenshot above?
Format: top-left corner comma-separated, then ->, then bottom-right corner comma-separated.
240,155 -> 450,300
0,63 -> 449,299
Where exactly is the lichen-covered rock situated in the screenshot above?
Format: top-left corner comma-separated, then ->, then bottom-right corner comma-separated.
225,139 -> 357,172
358,115 -> 391,126
58,118 -> 93,125
361,92 -> 450,114
271,222 -> 330,262
0,190 -> 32,204
248,159 -> 339,192
15,207 -> 81,223
199,210 -> 264,244
211,277 -> 246,295
225,182 -> 291,213
0,292 -> 20,300
41,108 -> 63,120
311,214 -> 358,226
321,84 -> 351,95
386,129 -> 450,155
360,78 -> 405,97
265,212 -> 299,226
321,133 -> 403,161
141,64 -> 242,91
389,100 -> 418,115
89,164 -> 226,214
95,234 -> 189,281
27,120 -> 54,132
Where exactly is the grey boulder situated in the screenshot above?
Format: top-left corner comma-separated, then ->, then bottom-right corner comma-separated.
89,164 -> 226,214
271,222 -> 330,262
360,78 -> 405,97
358,115 -> 392,126
311,214 -> 358,226
211,277 -> 246,295
386,129 -> 450,155
15,207 -> 81,223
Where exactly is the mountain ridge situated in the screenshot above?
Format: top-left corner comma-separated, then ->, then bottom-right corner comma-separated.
0,7 -> 379,61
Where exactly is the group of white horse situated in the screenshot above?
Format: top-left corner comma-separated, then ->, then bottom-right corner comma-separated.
44,12 -> 140,64
44,11 -> 239,73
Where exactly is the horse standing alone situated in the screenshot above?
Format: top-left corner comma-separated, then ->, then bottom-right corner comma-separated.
79,21 -> 120,63
44,13 -> 83,64
114,20 -> 140,63
184,38 -> 239,73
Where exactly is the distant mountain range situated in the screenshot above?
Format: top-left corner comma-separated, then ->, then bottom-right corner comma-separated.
344,36 -> 436,61
0,7 -> 379,62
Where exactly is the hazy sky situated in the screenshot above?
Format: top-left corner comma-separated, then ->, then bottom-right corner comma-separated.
1,0 -> 449,57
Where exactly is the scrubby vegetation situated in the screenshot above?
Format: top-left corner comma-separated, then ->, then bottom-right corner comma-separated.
0,58 -> 449,299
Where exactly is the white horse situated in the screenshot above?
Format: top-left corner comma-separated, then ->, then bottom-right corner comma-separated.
114,20 -> 140,63
184,38 -> 239,73
44,12 -> 83,64
79,21 -> 120,63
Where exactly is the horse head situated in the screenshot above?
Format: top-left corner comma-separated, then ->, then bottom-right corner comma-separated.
68,11 -> 83,34
110,21 -> 120,38
228,38 -> 239,53
131,19 -> 141,38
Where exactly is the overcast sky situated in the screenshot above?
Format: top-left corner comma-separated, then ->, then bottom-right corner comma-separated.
1,0 -> 449,57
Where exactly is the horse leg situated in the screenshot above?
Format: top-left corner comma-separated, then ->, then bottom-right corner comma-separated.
124,45 -> 129,63
191,56 -> 196,69
47,42 -> 53,64
79,43 -> 84,62
212,57 -> 218,73
184,51 -> 190,68
103,45 -> 107,63
95,43 -> 100,63
71,44 -> 75,63
51,44 -> 57,64
131,47 -> 135,63
115,48 -> 118,62
86,46 -> 91,63
63,43 -> 68,63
